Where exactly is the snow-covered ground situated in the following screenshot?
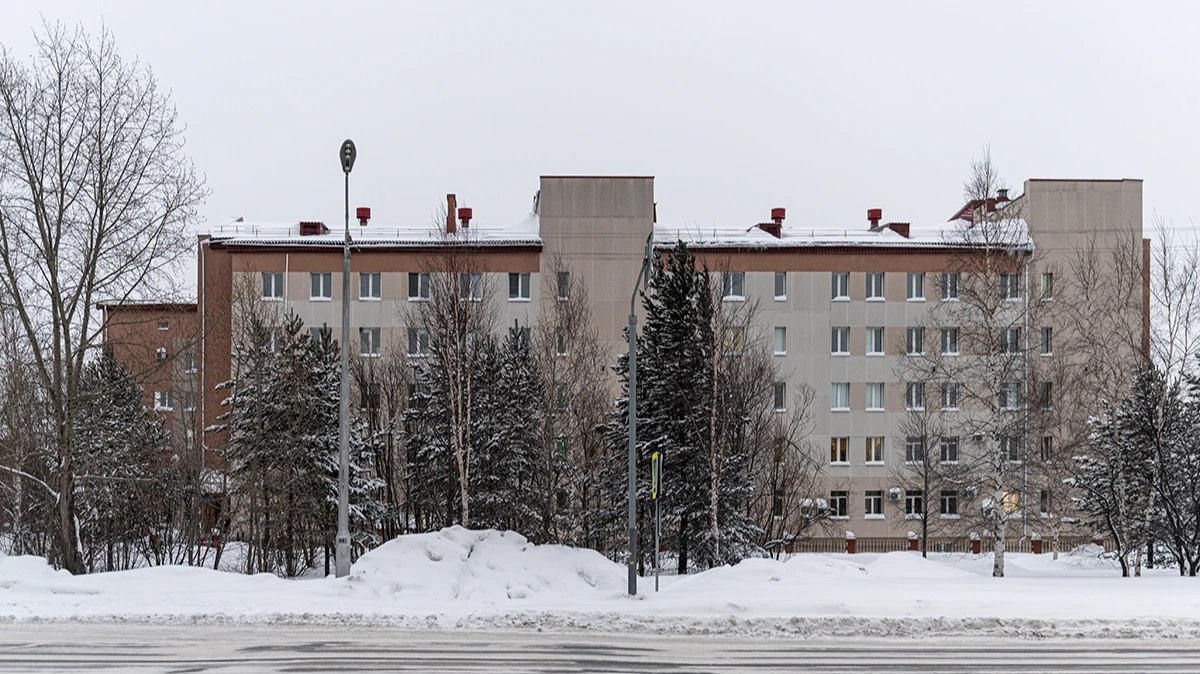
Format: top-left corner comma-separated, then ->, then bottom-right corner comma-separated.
3,526 -> 1199,639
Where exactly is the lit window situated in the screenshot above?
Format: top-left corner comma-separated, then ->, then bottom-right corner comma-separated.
830,437 -> 849,464
831,382 -> 849,410
261,272 -> 284,300
865,437 -> 884,463
508,272 -> 531,300
1002,490 -> 1020,514
866,272 -> 885,300
907,272 -> 925,300
866,383 -> 884,411
408,273 -> 430,300
831,272 -> 848,300
774,327 -> 786,355
359,327 -> 382,356
722,272 -> 745,299
866,327 -> 884,355
831,327 -> 850,355
310,272 -> 332,300
941,273 -> 959,300
359,272 -> 382,300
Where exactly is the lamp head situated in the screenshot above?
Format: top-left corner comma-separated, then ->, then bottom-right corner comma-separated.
340,139 -> 357,174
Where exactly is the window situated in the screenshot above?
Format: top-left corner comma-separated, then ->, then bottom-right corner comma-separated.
459,273 -> 483,301
774,327 -> 786,355
905,490 -> 924,518
508,272 -> 531,300
408,272 -> 431,300
309,326 -> 330,343
1001,327 -> 1022,354
156,347 -> 168,361
905,382 -> 925,410
942,328 -> 959,355
775,272 -> 787,300
158,321 -> 169,331
940,436 -> 959,463
361,382 -> 381,410
907,272 -> 925,300
722,327 -> 744,354
262,272 -> 284,300
268,328 -> 282,353
906,327 -> 924,355
831,327 -> 850,355
1040,489 -> 1050,516
940,490 -> 959,517
555,329 -> 568,356
999,381 -> 1021,410
1041,436 -> 1054,462
558,272 -> 570,300
183,351 -> 197,373
866,383 -> 884,411
941,272 -> 959,300
154,391 -> 173,411
830,272 -> 848,300
359,272 -> 382,300
1041,272 -> 1054,300
554,437 -> 568,464
1041,327 -> 1053,355
773,382 -> 787,411
1002,490 -> 1020,514
722,271 -> 745,299
831,382 -> 849,410
1001,436 -> 1022,463
182,391 -> 196,411
865,490 -> 883,517
310,272 -> 332,300
1040,382 -> 1053,410
865,437 -> 884,464
941,382 -> 959,410
359,327 -> 382,356
905,436 -> 924,463
866,272 -> 885,300
830,437 -> 849,464
1001,272 -> 1021,300
183,426 -> 195,447
556,383 -> 569,410
772,489 -> 785,518
830,491 -> 849,518
866,327 -> 884,355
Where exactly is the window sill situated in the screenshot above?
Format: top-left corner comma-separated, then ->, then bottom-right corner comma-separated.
359,353 -> 382,358
866,407 -> 885,413
829,461 -> 849,467
942,297 -> 960,303
408,353 -> 429,358
261,297 -> 284,302
774,351 -> 786,357
722,295 -> 746,303
359,297 -> 382,302
940,514 -> 961,520
1041,352 -> 1053,357
865,461 -> 885,466
775,295 -> 788,302
943,407 -> 959,412
408,297 -> 430,302
941,460 -> 959,465
866,352 -> 885,357
906,298 -> 926,303
508,297 -> 532,303
831,407 -> 850,413
831,516 -> 850,521
906,352 -> 926,357
906,408 -> 925,412
310,297 -> 332,302
905,514 -> 923,520
864,514 -> 885,520
155,407 -> 174,412
944,352 -> 960,357
831,296 -> 849,302
832,352 -> 850,357
866,297 -> 885,302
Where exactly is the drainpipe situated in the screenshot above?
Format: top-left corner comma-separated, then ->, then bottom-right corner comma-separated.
1022,237 -> 1033,542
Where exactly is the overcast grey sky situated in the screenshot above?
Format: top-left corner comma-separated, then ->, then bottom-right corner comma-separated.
3,1 -> 1195,238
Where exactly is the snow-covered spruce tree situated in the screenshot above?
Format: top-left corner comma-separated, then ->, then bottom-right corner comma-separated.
73,348 -> 176,571
1071,367 -> 1160,576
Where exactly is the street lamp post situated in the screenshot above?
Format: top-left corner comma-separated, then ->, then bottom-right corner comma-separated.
336,139 -> 356,577
626,232 -> 654,596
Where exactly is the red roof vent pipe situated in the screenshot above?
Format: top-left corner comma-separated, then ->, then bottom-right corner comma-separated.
458,207 -> 472,228
770,207 -> 786,225
996,188 -> 1010,203
356,207 -> 371,226
867,208 -> 882,228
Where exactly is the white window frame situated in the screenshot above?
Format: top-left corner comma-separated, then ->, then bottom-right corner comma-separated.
866,272 -> 885,301
940,490 -> 959,517
262,272 -> 284,300
183,352 -> 197,373
905,489 -> 924,518
1001,327 -> 1022,354
1041,327 -> 1053,355
1000,381 -> 1020,410
408,272 -> 431,301
508,272 -> 531,301
156,347 -> 168,361
158,321 -> 169,331
773,327 -> 786,355
773,382 -> 786,412
154,390 -> 174,411
865,437 -> 884,464
831,272 -> 849,301
1001,272 -> 1022,301
407,327 -> 430,357
942,327 -> 960,355
359,327 -> 382,357
359,272 -> 382,300
1002,436 -> 1023,463
831,326 -> 850,355
555,328 -> 568,357
941,272 -> 959,301
941,382 -> 959,410
866,327 -> 884,356
906,272 -> 925,301
557,272 -> 570,301
864,490 -> 884,518
310,272 -> 332,301
775,271 -> 787,301
182,391 -> 196,412
866,383 -> 884,411
830,490 -> 849,519
906,327 -> 925,355
905,382 -> 925,410
830,382 -> 850,411
1041,272 -> 1054,300
459,273 -> 483,301
905,437 -> 924,464
940,436 -> 959,463
722,271 -> 745,301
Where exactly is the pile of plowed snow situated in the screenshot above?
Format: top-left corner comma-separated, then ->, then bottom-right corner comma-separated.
349,527 -> 627,604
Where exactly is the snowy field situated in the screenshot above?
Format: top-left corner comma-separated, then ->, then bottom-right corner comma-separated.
3,527 -> 1200,640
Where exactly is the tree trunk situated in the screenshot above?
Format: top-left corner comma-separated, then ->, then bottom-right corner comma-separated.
993,515 -> 1006,578
57,467 -> 84,574
679,513 -> 689,575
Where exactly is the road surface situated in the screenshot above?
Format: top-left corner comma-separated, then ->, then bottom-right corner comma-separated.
2,624 -> 1200,673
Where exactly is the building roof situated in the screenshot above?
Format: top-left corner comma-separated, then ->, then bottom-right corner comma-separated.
205,213 -> 543,249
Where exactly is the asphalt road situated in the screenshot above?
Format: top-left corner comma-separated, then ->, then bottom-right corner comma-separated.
3,624 -> 1200,673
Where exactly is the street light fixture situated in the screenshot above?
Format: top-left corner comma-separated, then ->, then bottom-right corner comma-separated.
626,232 -> 654,596
335,139 -> 356,578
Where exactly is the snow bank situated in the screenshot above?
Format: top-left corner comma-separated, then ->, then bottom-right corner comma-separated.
864,552 -> 975,579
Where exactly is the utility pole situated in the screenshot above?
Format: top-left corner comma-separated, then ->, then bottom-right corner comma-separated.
626,232 -> 654,596
336,139 -> 356,577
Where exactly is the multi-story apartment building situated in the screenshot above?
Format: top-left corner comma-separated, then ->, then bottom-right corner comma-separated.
101,175 -> 1147,545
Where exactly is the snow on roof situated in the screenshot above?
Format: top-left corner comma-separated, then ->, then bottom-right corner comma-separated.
206,213 -> 542,248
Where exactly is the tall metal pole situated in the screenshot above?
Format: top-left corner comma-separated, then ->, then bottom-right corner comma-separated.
336,140 -> 356,577
627,233 -> 653,596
